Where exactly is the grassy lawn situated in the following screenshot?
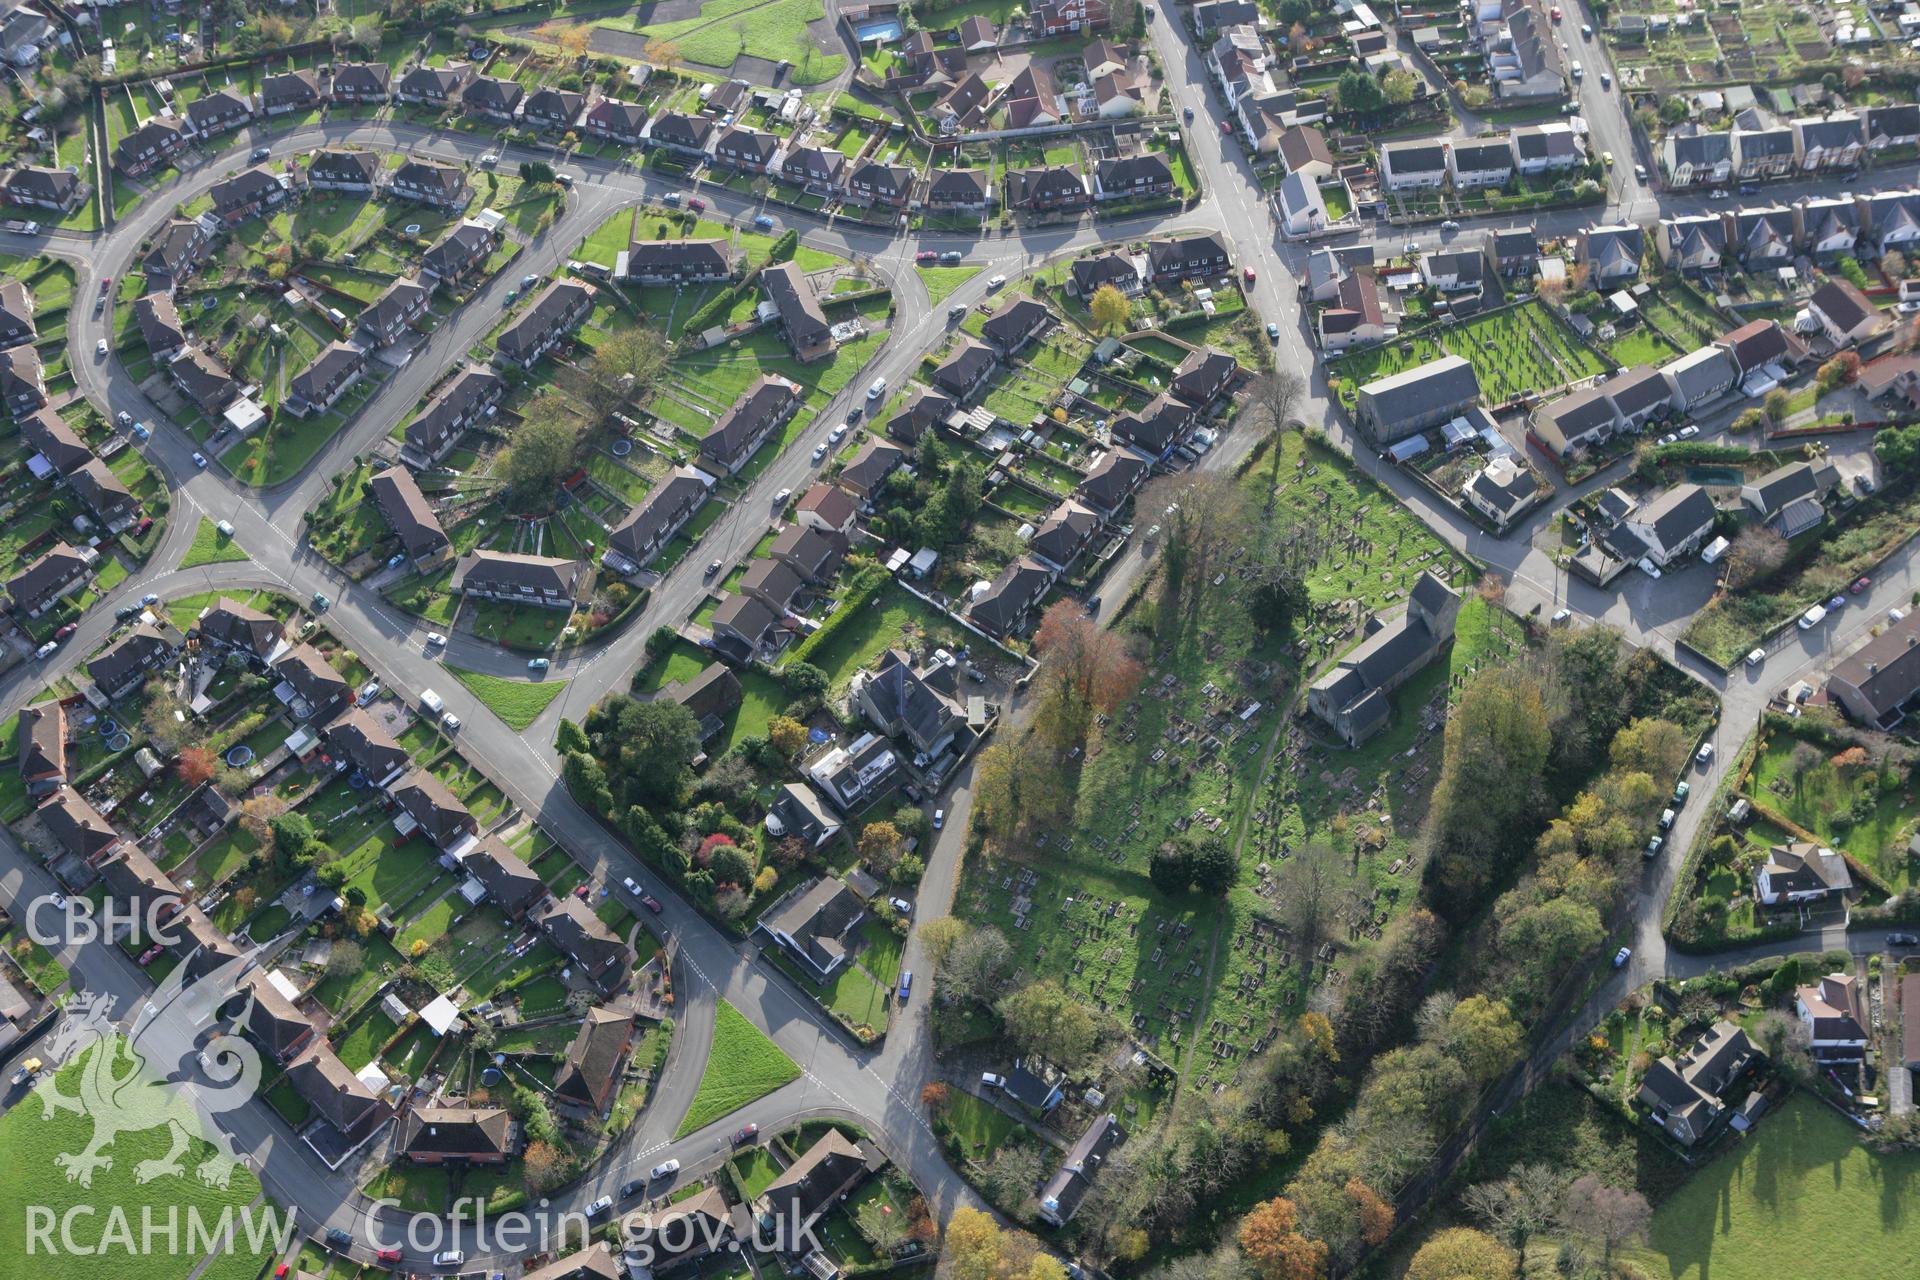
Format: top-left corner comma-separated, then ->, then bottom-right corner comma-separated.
4,928 -> 68,994
939,1088 -> 1020,1159
0,1040 -> 278,1280
633,637 -> 714,694
335,1008 -> 399,1072
785,583 -> 964,693
1748,727 -> 1917,891
595,0 -> 846,84
776,952 -> 890,1038
916,265 -> 981,309
178,517 -> 250,569
673,999 -> 802,1138
463,600 -> 576,651
446,665 -> 568,732
1327,299 -> 1605,410
1603,324 -> 1682,368
732,1146 -> 784,1199
1639,1093 -> 1918,1280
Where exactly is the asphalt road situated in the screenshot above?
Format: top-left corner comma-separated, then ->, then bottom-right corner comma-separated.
0,14 -> 1914,1269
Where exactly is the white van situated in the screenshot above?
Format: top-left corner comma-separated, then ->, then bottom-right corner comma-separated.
420,688 -> 446,718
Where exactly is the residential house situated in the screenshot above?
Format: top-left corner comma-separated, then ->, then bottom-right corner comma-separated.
1038,1113 -> 1125,1226
619,238 -> 737,285
1797,194 -> 1861,257
1619,482 -> 1716,566
709,594 -> 780,661
970,555 -> 1054,637
18,704 -> 64,797
625,1188 -> 733,1272
391,770 -> 477,850
1756,841 -> 1855,905
1807,278 -> 1885,347
1307,571 -> 1461,746
493,281 -> 594,370
1485,1 -> 1563,100
370,465 -> 452,570
1276,171 -> 1330,236
1318,272 -> 1389,352
398,1108 -> 515,1165
771,524 -> 847,584
209,166 -> 292,224
0,279 -> 33,351
1729,205 -> 1796,264
1304,243 -> 1375,302
932,73 -> 991,134
1863,189 -> 1920,254
1464,455 -> 1538,530
195,596 -> 285,663
1380,140 -> 1448,190
931,337 -> 997,401
69,457 -> 137,530
1192,0 -> 1261,31
1007,166 -> 1088,211
766,781 -> 843,847
1209,27 -> 1273,107
523,87 -> 584,132
1796,973 -> 1869,1060
21,408 -> 86,473
1448,136 -> 1513,188
329,62 -> 391,103
699,374 -> 802,476
1146,232 -> 1230,281
1577,224 -> 1645,283
1172,346 -> 1238,405
262,69 -> 321,115
520,1245 -> 625,1280
85,622 -> 182,702
703,78 -> 751,116
306,149 -> 381,193
887,386 -> 954,444
1028,499 -> 1101,572
388,159 -> 469,210
606,466 -> 711,571
321,707 -> 410,788
1657,213 -> 1726,272
838,438 -> 907,502
424,220 -> 503,285
1486,226 -> 1540,277
1732,125 -> 1796,179
1636,1021 -> 1758,1146
360,276 -> 433,348
757,1129 -> 880,1234
451,551 -> 591,609
981,295 -> 1052,356
286,1042 -> 389,1149
1075,448 -> 1149,517
273,644 -> 350,718
1825,609 -> 1920,727
1113,392 -> 1195,456
0,165 -> 85,213
1660,126 -> 1732,188
1738,459 -> 1822,529
853,649 -> 962,757
112,118 -> 187,178
1093,153 -> 1173,201
796,482 -> 859,537
184,90 -> 252,139
1718,317 -> 1803,378
761,262 -> 835,363
759,876 -> 866,979
741,558 -> 806,616
647,111 -> 716,158
142,218 -> 213,294
1354,354 -> 1482,445
1864,104 -> 1920,150
37,790 -> 121,864
548,1007 -> 635,1116
535,899 -> 633,991
850,160 -> 915,207
1276,125 -> 1335,181
782,144 -> 847,194
1091,65 -> 1147,118
1509,122 -> 1581,173
665,662 -> 742,748
234,971 -> 316,1065
0,344 -> 44,416
394,63 -> 472,108
1420,249 -> 1485,293
809,730 -> 898,809
286,342 -> 367,417
582,98 -> 649,146
712,126 -> 779,174
927,167 -> 991,210
132,294 -> 186,361
404,366 -> 504,467
1028,0 -> 1109,36
464,835 -> 548,919
1794,114 -> 1863,171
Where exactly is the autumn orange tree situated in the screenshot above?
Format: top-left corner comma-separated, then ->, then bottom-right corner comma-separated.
1032,600 -> 1143,750
1345,1179 -> 1394,1246
176,746 -> 216,786
1239,1197 -> 1328,1280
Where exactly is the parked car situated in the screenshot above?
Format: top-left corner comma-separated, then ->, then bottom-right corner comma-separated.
897,971 -> 913,1001
479,152 -> 498,167
1440,219 -> 1460,231
916,250 -> 937,263
311,592 -> 331,612
773,488 -> 792,505
1613,946 -> 1632,968
427,632 -> 447,647
1643,835 -> 1663,859
938,250 -> 963,265
35,640 -> 57,659
1183,106 -> 1194,121
641,894 -> 662,913
1267,322 -> 1280,340
95,338 -> 108,357
132,422 -> 150,442
433,1250 -> 464,1268
867,376 -> 887,398
1889,933 -> 1920,946
621,1179 -> 647,1199
586,1196 -> 614,1217
982,1072 -> 1007,1088
932,808 -> 945,829
375,1248 -> 403,1264
1600,70 -> 1611,87
141,592 -> 160,606
753,214 -> 776,229
54,622 -> 76,640
1746,647 -> 1766,666
704,559 -> 723,578
1635,164 -> 1648,181
650,1159 -> 681,1181
1739,183 -> 1760,195
1852,575 -> 1872,593
888,896 -> 913,916
325,1229 -> 353,1252
733,1123 -> 760,1145
1696,743 -> 1715,765
687,197 -> 706,211
1672,780 -> 1690,805
251,147 -> 270,163
812,441 -> 828,461
442,713 -> 461,732
1658,432 -> 1678,445
1551,607 -> 1572,624
1243,266 -> 1257,282
115,604 -> 139,622
949,303 -> 968,322
528,657 -> 550,671
1677,425 -> 1699,439
387,552 -> 406,569
1658,808 -> 1676,830
192,452 -> 208,468
215,519 -> 235,537
1828,595 -> 1848,611
987,274 -> 1007,290
1219,117 -> 1232,134
138,943 -> 163,965
830,423 -> 848,443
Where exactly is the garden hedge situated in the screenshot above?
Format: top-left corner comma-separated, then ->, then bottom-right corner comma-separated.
783,564 -> 890,670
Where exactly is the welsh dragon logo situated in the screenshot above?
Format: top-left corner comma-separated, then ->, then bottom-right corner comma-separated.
30,947 -> 270,1189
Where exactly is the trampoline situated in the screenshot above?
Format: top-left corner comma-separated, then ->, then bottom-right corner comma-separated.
611,438 -> 634,457
106,732 -> 133,753
225,745 -> 254,767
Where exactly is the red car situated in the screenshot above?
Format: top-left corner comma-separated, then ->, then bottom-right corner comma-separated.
98,278 -> 110,296
1243,267 -> 1256,283
641,893 -> 663,914
132,516 -> 153,537
915,250 -> 936,263
1851,576 -> 1872,593
1219,118 -> 1232,135
1550,5 -> 1561,17
687,197 -> 706,211
138,944 -> 163,966
733,1123 -> 760,1145
54,622 -> 76,639
375,1248 -> 403,1264
573,882 -> 592,900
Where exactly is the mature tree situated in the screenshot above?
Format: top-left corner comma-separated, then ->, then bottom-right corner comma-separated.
1405,1228 -> 1517,1280
176,746 -> 216,787
1282,838 -> 1342,969
584,326 -> 670,415
1026,1256 -> 1068,1280
1250,369 -> 1307,443
919,916 -> 968,969
973,731 -> 1061,845
1423,670 -> 1554,911
1143,469 -> 1246,626
1561,1175 -> 1650,1266
501,394 -> 585,502
1033,600 -> 1144,749
1334,68 -> 1385,114
1751,1009 -> 1816,1086
585,696 -> 701,811
643,37 -> 684,71
1238,1197 -> 1327,1280
859,820 -> 907,876
533,20 -> 592,58
944,925 -> 1013,1006
1762,387 -> 1792,425
1188,833 -> 1238,895
766,715 -> 809,757
270,811 -> 317,861
1090,284 -> 1131,334
1150,843 -> 1194,895
1382,68 -> 1416,105
142,685 -> 192,755
1464,1162 -> 1565,1256
1817,350 -> 1862,392
858,1195 -> 910,1253
1608,716 -> 1691,782
998,979 -> 1098,1063
1496,896 -> 1603,1010
1345,1179 -> 1393,1245
1726,524 -> 1788,590
945,1208 -> 1002,1280
1444,995 -> 1524,1084
325,939 -> 364,982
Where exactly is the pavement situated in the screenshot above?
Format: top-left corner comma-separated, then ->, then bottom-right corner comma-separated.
0,4 -> 1915,1268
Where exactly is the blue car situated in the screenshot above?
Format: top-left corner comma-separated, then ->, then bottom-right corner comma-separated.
131,422 -> 150,441
897,971 -> 912,1002
753,214 -> 776,229
528,657 -> 550,671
